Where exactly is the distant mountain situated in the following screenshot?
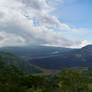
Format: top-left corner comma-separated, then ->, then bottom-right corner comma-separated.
26,45 -> 92,69
0,52 -> 42,74
1,45 -> 92,70
0,46 -> 71,57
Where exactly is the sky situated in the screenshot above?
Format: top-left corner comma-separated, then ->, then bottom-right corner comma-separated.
0,0 -> 91,48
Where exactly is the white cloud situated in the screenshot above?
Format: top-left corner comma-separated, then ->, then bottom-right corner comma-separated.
80,40 -> 89,48
0,32 -> 26,47
47,0 -> 64,7
0,0 -> 87,48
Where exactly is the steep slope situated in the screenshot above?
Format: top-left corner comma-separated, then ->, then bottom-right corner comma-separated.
0,52 -> 42,74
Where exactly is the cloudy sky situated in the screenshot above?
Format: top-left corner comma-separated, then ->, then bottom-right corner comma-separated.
0,0 -> 91,48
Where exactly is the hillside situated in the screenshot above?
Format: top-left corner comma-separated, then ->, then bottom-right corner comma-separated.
1,45 -> 92,70
0,46 -> 71,57
0,52 -> 42,74
26,45 -> 92,69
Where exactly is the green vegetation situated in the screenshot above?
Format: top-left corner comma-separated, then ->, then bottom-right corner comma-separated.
0,56 -> 92,92
0,52 -> 42,74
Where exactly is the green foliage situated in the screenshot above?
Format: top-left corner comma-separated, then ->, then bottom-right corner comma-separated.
21,75 -> 46,89
0,62 -> 26,92
28,88 -> 43,92
0,53 -> 42,74
0,56 -> 92,92
0,85 -> 26,92
59,68 -> 88,92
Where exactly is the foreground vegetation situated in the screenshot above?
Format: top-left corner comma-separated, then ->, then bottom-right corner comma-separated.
0,58 -> 92,92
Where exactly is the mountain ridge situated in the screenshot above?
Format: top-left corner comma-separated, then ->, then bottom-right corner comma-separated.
0,45 -> 92,70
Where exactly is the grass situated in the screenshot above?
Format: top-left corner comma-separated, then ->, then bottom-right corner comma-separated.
88,83 -> 92,91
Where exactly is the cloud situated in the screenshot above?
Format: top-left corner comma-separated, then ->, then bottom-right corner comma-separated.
79,40 -> 91,48
0,0 -> 87,48
0,32 -> 26,47
47,0 -> 64,7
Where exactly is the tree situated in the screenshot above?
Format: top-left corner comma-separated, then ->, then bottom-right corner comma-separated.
5,65 -> 24,84
59,68 -> 87,92
21,75 -> 46,89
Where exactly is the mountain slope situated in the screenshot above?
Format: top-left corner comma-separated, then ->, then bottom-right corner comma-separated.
0,46 -> 71,57
1,45 -> 92,70
27,45 -> 92,69
0,52 -> 42,74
